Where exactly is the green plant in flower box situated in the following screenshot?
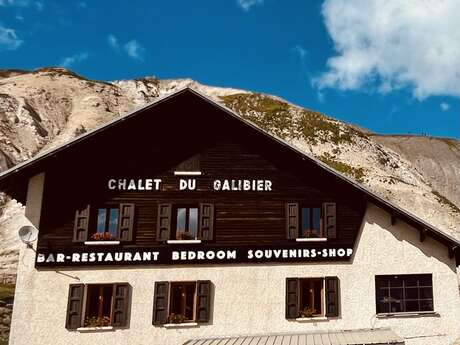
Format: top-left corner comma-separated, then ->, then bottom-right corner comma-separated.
299,307 -> 317,318
84,316 -> 111,327
167,313 -> 188,324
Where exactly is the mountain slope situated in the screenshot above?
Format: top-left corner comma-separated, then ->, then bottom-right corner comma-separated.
0,67 -> 458,276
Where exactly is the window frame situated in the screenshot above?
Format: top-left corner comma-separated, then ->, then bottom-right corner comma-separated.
91,206 -> 120,240
168,281 -> 198,323
299,205 -> 324,239
375,274 -> 434,315
298,277 -> 325,317
172,205 -> 199,241
65,282 -> 131,330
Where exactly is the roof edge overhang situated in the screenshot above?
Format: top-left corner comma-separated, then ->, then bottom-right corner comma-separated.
0,87 -> 458,260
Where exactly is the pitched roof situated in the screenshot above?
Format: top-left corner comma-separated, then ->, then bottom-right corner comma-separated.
0,87 -> 458,260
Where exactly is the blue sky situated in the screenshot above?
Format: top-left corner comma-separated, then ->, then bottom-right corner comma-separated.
0,0 -> 459,138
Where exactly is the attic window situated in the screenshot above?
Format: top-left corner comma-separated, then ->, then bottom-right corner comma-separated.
174,155 -> 201,175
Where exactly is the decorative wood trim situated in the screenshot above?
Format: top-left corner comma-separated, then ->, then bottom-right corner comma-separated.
420,228 -> 427,242
76,326 -> 115,332
163,322 -> 199,328
84,241 -> 120,246
166,240 -> 202,244
295,238 -> 327,242
173,171 -> 202,176
448,245 -> 457,259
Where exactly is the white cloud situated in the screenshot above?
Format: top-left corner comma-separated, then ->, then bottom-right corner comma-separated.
108,34 -> 145,61
237,0 -> 264,11
0,25 -> 22,50
440,102 -> 450,111
0,0 -> 42,8
314,0 -> 460,100
124,40 -> 144,60
292,45 -> 307,61
108,34 -> 118,50
15,15 -> 24,21
59,52 -> 88,68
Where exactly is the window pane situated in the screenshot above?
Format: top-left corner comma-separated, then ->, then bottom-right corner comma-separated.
108,208 -> 119,236
420,299 -> 434,311
405,287 -> 418,299
405,300 -> 419,312
176,208 -> 186,233
312,208 -> 321,237
97,209 -> 107,233
420,287 -> 433,299
170,283 -> 196,322
301,208 -> 310,237
299,278 -> 323,316
85,285 -> 113,327
189,208 -> 198,238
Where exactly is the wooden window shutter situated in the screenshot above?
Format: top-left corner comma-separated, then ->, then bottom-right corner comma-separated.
285,278 -> 299,319
325,276 -> 340,317
111,283 -> 131,327
323,202 -> 337,239
73,205 -> 90,242
199,203 -> 214,240
196,280 -> 212,323
156,204 -> 172,241
65,284 -> 84,329
152,281 -> 169,325
118,203 -> 135,241
286,203 -> 299,239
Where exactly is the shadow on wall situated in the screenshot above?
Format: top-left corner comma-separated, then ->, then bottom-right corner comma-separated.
356,202 -> 455,274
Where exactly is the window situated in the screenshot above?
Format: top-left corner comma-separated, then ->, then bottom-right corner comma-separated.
375,274 -> 434,314
174,206 -> 199,240
153,281 -> 211,325
65,283 -> 131,330
156,203 -> 214,242
93,207 -> 119,240
286,277 -> 339,319
286,203 -> 336,240
73,203 -> 135,243
300,207 -> 322,238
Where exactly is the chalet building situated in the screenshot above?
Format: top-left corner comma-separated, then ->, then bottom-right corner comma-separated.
1,88 -> 460,345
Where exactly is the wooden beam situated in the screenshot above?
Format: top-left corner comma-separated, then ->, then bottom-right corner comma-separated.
448,245 -> 457,259
419,228 -> 427,242
390,213 -> 397,226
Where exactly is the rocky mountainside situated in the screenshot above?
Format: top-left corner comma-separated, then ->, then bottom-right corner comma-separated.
0,67 -> 459,276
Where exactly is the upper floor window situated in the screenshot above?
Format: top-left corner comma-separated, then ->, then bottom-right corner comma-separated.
153,280 -> 211,326
375,274 -> 434,314
286,277 -> 339,319
157,203 -> 214,242
73,203 -> 135,243
175,206 -> 199,240
65,283 -> 131,330
286,202 -> 336,240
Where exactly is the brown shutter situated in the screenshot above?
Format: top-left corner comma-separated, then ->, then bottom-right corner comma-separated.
323,202 -> 337,239
156,204 -> 172,241
111,283 -> 131,327
199,203 -> 214,240
152,281 -> 169,325
325,276 -> 340,317
196,280 -> 211,323
286,203 -> 299,239
285,278 -> 299,319
118,203 -> 135,241
65,284 -> 84,329
73,205 -> 90,242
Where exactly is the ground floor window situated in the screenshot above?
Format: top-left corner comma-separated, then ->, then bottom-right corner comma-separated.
153,280 -> 211,325
375,274 -> 434,314
286,277 -> 339,319
65,283 -> 130,329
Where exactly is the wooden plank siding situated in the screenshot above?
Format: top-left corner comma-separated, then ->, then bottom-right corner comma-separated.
37,139 -> 365,251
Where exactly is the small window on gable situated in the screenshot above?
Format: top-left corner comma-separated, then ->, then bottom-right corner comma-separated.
175,206 -> 199,240
286,203 -> 336,240
94,207 -> 119,240
73,204 -> 135,243
156,203 -> 214,242
300,207 -> 322,238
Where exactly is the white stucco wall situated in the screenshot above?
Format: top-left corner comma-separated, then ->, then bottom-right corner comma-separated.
9,184 -> 460,345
